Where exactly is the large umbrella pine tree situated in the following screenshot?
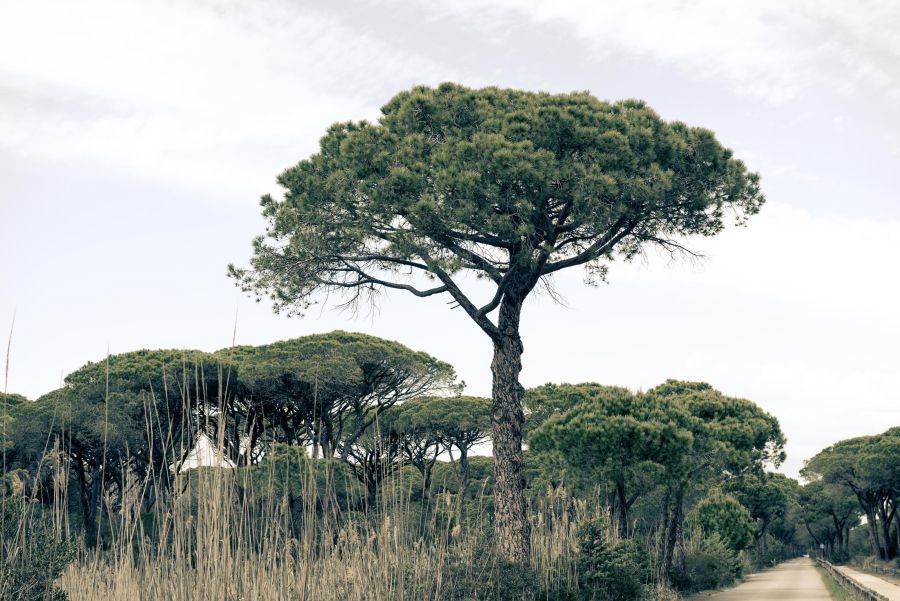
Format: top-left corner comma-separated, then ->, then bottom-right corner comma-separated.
230,83 -> 764,561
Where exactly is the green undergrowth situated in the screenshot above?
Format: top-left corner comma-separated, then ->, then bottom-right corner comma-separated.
815,567 -> 853,601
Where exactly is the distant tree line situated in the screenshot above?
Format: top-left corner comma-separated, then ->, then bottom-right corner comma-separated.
0,331 -> 468,547
800,426 -> 900,561
524,381 -> 797,586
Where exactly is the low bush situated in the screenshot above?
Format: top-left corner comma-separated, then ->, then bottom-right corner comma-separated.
576,519 -> 651,601
442,541 -> 542,601
750,535 -> 799,567
670,533 -> 744,593
686,491 -> 754,554
0,498 -> 76,601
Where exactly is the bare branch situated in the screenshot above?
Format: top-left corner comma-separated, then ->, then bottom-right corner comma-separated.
420,258 -> 501,340
347,254 -> 431,271
322,266 -> 449,298
541,216 -> 636,275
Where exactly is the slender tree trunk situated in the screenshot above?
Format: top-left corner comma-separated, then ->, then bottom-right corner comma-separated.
615,479 -> 628,538
459,448 -> 470,490
662,487 -> 685,579
422,465 -> 433,502
491,297 -> 530,563
888,501 -> 897,558
421,448 -> 439,502
323,419 -> 335,459
805,524 -> 821,546
366,476 -> 378,507
455,447 -> 471,531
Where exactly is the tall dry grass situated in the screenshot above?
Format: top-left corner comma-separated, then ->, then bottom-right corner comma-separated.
50,443 -> 594,601
1,349 -> 671,601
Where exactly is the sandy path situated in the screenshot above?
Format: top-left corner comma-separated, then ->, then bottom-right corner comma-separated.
688,557 -> 830,601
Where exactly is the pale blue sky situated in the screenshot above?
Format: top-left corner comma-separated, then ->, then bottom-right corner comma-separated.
1,0 -> 898,476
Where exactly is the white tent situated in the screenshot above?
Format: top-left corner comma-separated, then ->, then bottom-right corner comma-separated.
172,432 -> 235,473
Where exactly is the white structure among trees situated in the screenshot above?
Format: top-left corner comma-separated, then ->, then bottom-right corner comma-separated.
173,432 -> 235,473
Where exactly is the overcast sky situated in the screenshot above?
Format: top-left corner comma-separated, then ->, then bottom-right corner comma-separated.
2,0 -> 899,476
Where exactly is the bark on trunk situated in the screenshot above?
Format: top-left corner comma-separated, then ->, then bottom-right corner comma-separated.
422,462 -> 434,502
757,522 -> 769,555
895,516 -> 900,558
878,502 -> 897,558
659,488 -> 671,556
805,523 -> 821,548
866,507 -> 883,559
306,424 -> 320,459
616,480 -> 629,538
830,516 -> 844,558
662,487 -> 685,580
490,297 -> 530,563
74,462 -> 98,549
880,515 -> 893,559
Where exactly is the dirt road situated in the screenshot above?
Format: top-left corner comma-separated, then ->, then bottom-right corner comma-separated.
688,557 -> 830,600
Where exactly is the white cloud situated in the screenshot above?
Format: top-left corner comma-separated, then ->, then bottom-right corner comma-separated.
400,0 -> 900,105
605,202 -> 900,325
3,0 -> 899,194
0,0 -> 450,195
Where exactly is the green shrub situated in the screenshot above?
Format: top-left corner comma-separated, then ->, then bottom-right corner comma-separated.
750,535 -> 797,567
442,541 -> 541,601
576,519 -> 650,601
670,533 -> 743,593
686,491 -> 754,554
1,498 -> 76,601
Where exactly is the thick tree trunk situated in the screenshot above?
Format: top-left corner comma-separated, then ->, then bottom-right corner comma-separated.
877,502 -> 897,558
880,517 -> 893,559
72,458 -> 103,548
757,522 -> 769,555
830,516 -> 844,558
659,487 -> 671,555
866,507 -> 883,559
490,297 -> 530,563
895,515 -> 900,558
